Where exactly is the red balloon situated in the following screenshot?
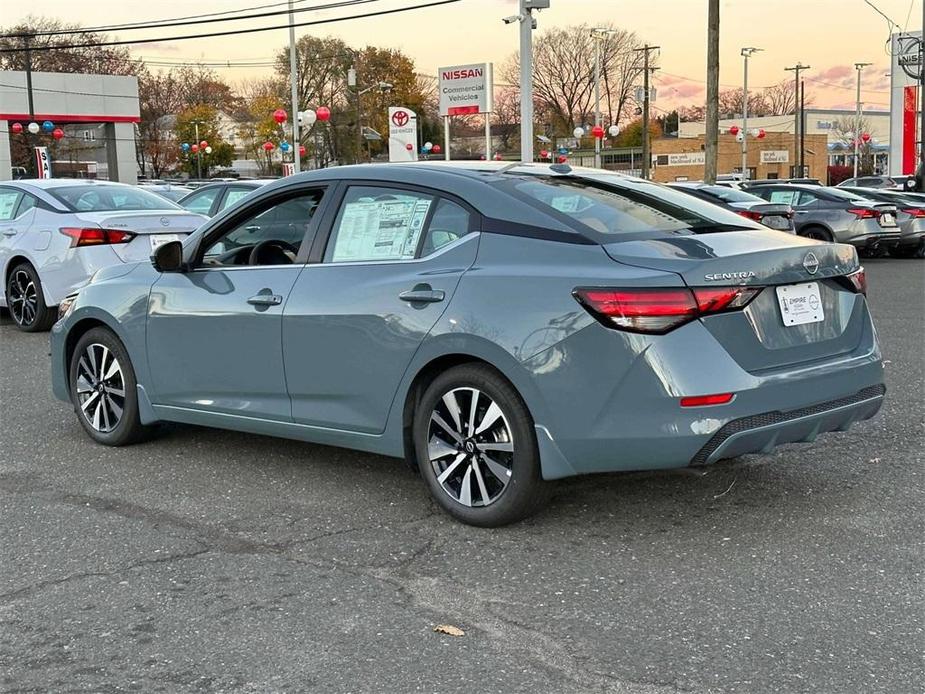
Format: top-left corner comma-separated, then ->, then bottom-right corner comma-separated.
757,128 -> 766,139
728,125 -> 740,136
273,108 -> 288,124
432,144 -> 441,154
557,155 -> 568,164
11,122 -> 23,134
591,125 -> 605,139
199,140 -> 208,149
493,153 -> 503,161
539,149 -> 549,159
52,127 -> 65,140
299,145 -> 307,156
190,144 -> 199,153
405,143 -> 414,151
316,106 -> 331,122
861,132 -> 871,143
263,141 -> 275,152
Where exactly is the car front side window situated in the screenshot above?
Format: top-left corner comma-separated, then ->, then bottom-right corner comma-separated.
767,189 -> 798,206
201,190 -> 323,267
183,188 -> 220,215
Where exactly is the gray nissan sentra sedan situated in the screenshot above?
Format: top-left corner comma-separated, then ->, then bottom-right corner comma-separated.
50,163 -> 885,526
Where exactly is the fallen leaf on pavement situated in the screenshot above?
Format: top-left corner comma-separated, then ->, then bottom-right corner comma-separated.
434,624 -> 465,637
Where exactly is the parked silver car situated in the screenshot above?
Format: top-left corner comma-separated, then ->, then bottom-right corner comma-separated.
839,187 -> 925,257
669,182 -> 794,232
0,180 -> 207,331
750,184 -> 900,251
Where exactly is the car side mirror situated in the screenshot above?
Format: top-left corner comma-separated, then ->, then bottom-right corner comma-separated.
151,240 -> 185,273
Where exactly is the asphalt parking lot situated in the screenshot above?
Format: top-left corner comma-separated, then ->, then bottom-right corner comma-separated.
1,258 -> 922,694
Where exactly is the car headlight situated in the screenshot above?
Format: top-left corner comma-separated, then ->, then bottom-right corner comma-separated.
58,294 -> 78,321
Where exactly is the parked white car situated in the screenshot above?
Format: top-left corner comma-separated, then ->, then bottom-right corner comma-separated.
0,180 -> 207,331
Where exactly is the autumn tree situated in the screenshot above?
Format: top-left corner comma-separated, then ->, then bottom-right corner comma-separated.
174,106 -> 234,178
137,70 -> 184,178
832,115 -> 876,175
502,24 -> 647,135
611,117 -> 662,148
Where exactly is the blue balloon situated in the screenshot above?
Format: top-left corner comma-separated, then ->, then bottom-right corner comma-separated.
42,120 -> 54,132
280,141 -> 291,152
181,143 -> 191,152
558,146 -> 569,155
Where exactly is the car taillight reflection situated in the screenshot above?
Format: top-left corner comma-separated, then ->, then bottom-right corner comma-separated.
59,227 -> 135,248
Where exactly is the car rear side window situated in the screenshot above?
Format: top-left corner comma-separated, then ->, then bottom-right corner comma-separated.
325,186 -> 435,262
0,189 -> 19,221
421,199 -> 471,256
767,189 -> 798,206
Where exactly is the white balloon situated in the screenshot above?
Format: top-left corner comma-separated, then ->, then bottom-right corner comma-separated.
573,127 -> 585,138
735,132 -> 745,143
27,122 -> 40,134
300,109 -> 317,127
204,146 -> 213,154
750,128 -> 760,137
424,142 -> 433,151
608,124 -> 620,137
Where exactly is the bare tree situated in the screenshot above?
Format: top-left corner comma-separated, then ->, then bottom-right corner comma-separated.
137,70 -> 183,177
491,88 -> 521,151
717,88 -> 771,118
501,24 -> 647,133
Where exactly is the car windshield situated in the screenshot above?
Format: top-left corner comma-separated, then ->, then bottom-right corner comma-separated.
504,174 -> 758,237
822,187 -> 870,203
49,185 -> 181,212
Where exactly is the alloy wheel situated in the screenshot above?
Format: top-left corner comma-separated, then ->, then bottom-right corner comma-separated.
428,387 -> 514,507
8,269 -> 38,327
75,343 -> 127,434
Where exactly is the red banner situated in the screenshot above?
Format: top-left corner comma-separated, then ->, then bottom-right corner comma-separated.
902,86 -> 918,175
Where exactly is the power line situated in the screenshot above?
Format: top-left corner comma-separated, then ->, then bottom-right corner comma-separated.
1,0 -> 381,40
0,0 -> 462,52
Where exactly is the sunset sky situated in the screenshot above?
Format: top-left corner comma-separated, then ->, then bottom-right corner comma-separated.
4,0 -> 922,113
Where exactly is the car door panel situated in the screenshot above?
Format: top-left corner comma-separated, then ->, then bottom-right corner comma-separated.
282,236 -> 479,433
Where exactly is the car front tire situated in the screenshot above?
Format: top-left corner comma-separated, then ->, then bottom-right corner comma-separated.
413,364 -> 549,527
6,263 -> 56,332
69,327 -> 151,446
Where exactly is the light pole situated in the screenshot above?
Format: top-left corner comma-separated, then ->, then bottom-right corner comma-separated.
853,62 -> 872,178
740,47 -> 762,181
191,119 -> 204,180
591,28 -> 616,169
287,0 -> 301,174
515,0 -> 549,163
785,63 -> 810,176
354,81 -> 392,163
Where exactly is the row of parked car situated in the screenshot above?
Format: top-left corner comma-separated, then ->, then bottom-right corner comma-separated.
667,178 -> 925,259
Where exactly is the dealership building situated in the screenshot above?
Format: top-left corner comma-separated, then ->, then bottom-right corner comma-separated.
0,70 -> 140,183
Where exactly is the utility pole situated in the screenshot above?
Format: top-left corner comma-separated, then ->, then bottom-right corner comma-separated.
740,47 -> 761,181
920,3 -> 924,179
518,1 -> 549,163
704,0 -> 720,184
591,28 -> 615,169
785,62 -> 810,176
287,0 -> 301,174
192,120 -> 203,180
634,44 -> 659,179
854,62 -> 872,178
800,79 -> 806,175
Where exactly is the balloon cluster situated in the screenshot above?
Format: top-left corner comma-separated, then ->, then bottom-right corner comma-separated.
180,140 -> 212,154
723,125 -> 766,139
420,142 -> 442,155
10,120 -> 65,140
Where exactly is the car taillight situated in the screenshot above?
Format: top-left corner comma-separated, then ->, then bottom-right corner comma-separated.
902,207 -> 925,217
845,267 -> 867,295
680,393 -> 735,407
847,208 -> 880,220
736,210 -> 764,222
60,227 -> 135,247
573,286 -> 762,334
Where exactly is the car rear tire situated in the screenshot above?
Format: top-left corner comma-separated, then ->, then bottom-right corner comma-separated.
799,226 -> 831,242
69,327 -> 151,446
6,263 -> 56,332
413,364 -> 550,527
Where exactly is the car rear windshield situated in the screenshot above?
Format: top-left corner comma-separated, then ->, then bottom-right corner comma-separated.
504,175 -> 760,238
49,185 -> 181,212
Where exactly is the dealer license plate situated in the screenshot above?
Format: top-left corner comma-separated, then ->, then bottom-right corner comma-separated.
150,234 -> 182,251
776,282 -> 824,327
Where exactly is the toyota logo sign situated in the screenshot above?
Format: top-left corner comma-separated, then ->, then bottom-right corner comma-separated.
391,110 -> 410,127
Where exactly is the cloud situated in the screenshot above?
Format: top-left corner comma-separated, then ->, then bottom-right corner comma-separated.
811,65 -> 853,81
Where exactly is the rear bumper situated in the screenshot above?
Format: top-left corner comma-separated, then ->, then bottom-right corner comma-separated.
845,231 -> 901,248
689,384 -> 885,466
896,230 -> 925,249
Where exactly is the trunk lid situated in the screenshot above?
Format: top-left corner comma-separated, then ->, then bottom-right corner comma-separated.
73,210 -> 206,263
602,229 -> 866,372
728,202 -> 793,231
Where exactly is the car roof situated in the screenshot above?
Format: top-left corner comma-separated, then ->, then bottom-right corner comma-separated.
4,178 -> 139,190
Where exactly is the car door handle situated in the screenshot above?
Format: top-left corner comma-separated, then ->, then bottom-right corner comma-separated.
247,293 -> 283,306
399,288 -> 445,303
1,229 -> 16,236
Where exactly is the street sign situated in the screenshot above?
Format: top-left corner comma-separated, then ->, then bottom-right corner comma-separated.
438,63 -> 493,116
388,107 -> 419,162
760,150 -> 790,164
33,147 -> 51,179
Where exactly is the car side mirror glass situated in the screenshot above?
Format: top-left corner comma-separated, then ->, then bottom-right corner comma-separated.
151,240 -> 184,273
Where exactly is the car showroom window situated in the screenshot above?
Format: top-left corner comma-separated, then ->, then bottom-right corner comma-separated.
421,199 -> 472,256
201,190 -> 323,266
325,186 -> 435,262
0,189 -> 19,221
505,176 -> 748,236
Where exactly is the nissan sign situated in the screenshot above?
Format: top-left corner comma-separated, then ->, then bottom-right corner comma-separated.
438,63 -> 493,116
